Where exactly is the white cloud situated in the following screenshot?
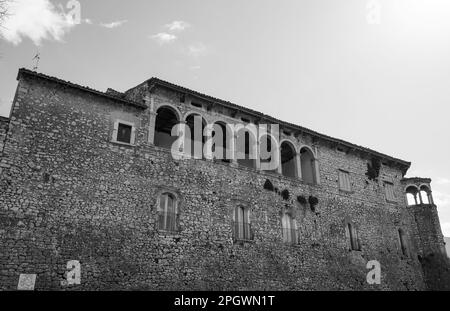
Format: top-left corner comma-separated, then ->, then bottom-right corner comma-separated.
165,20 -> 190,32
151,32 -> 177,44
187,42 -> 208,57
0,0 -> 77,45
100,20 -> 128,29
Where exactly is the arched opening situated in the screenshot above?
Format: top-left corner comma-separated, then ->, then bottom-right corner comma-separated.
420,185 -> 432,205
405,185 -> 419,206
236,128 -> 256,169
157,192 -> 179,232
212,122 -> 231,163
282,213 -> 297,244
233,206 -> 252,241
155,106 -> 179,149
406,193 -> 416,206
398,229 -> 408,257
260,134 -> 278,173
300,147 -> 316,184
281,141 -> 297,178
185,114 -> 206,159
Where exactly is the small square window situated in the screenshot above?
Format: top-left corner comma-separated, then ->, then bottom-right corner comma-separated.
117,123 -> 132,144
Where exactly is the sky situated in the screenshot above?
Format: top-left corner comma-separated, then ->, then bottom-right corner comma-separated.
0,0 -> 449,236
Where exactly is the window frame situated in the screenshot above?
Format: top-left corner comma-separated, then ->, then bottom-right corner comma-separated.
233,205 -> 253,242
281,213 -> 298,245
345,222 -> 361,251
112,119 -> 136,145
156,192 -> 180,233
384,181 -> 396,203
338,169 -> 352,192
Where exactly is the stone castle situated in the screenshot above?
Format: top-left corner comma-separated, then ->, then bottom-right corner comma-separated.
0,68 -> 449,290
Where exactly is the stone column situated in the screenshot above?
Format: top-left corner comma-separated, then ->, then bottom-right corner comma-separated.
428,192 -> 434,205
314,146 -> 321,185
413,193 -> 418,205
255,140 -> 261,171
296,153 -> 302,180
146,95 -> 157,145
418,191 -> 424,204
314,159 -> 321,184
231,132 -> 238,167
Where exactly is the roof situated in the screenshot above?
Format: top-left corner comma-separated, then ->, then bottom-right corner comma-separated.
15,68 -> 411,171
17,68 -> 147,109
146,77 -> 411,171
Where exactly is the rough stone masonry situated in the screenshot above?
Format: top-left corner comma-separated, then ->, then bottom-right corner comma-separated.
0,68 -> 449,291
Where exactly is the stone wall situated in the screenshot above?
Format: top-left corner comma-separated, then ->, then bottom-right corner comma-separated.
0,117 -> 9,156
0,72 -> 439,290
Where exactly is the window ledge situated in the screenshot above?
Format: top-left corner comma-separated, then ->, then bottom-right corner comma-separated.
339,189 -> 354,194
233,239 -> 255,244
110,140 -> 135,147
157,230 -> 181,236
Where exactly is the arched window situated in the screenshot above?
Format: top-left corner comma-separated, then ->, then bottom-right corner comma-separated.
345,222 -> 360,251
212,122 -> 231,163
282,213 -> 298,244
185,114 -> 206,159
398,229 -> 408,257
157,193 -> 179,232
259,134 -> 278,173
420,185 -> 431,205
281,142 -> 297,178
405,185 -> 419,206
300,147 -> 316,184
155,107 -> 179,149
233,206 -> 253,241
236,128 -> 256,169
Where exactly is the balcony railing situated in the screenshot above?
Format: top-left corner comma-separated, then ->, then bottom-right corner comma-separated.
282,228 -> 298,245
232,222 -> 254,241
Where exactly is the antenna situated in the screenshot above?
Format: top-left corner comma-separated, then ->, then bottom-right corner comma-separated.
32,51 -> 40,71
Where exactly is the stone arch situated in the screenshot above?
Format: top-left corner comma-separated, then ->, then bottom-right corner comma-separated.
280,140 -> 298,178
211,121 -> 232,162
235,124 -> 257,169
154,105 -> 181,149
419,184 -> 432,205
184,113 -> 207,159
405,185 -> 419,206
155,103 -> 182,120
299,146 -> 317,184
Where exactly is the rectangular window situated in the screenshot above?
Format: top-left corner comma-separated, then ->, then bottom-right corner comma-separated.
233,206 -> 253,241
117,123 -> 132,143
385,182 -> 396,202
113,120 -> 135,145
338,170 -> 351,192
